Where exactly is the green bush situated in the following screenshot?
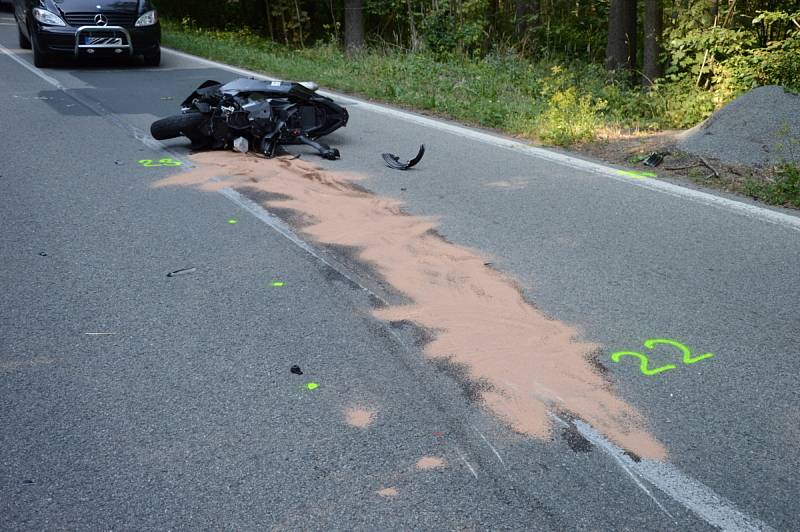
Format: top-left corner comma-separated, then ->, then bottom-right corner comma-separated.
536,86 -> 606,145
744,164 -> 800,208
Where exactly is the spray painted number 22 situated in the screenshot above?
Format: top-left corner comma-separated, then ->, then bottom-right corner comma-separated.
138,158 -> 182,167
611,338 -> 714,376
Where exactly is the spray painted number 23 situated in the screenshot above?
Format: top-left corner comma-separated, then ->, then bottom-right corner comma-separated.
611,338 -> 714,376
138,158 -> 182,167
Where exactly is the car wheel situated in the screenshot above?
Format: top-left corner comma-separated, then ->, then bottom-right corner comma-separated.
18,25 -> 31,50
30,27 -> 50,68
143,48 -> 160,67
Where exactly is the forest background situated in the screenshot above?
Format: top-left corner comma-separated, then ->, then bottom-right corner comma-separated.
156,1 -> 799,202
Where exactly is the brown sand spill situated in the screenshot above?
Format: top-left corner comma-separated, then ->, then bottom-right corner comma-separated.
416,456 -> 446,470
156,151 -> 666,460
345,407 -> 377,428
377,487 -> 399,497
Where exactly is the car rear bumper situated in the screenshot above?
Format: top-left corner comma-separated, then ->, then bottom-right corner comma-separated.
34,22 -> 160,57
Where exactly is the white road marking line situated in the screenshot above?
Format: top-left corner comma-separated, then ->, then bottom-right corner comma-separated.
453,446 -> 479,479
574,420 -> 775,532
0,42 -> 775,530
473,426 -> 507,468
162,47 -> 800,234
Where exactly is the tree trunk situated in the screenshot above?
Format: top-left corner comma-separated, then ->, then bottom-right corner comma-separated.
605,0 -> 637,75
293,0 -> 305,48
264,0 -> 274,42
642,0 -> 663,85
344,0 -> 365,55
514,0 -> 539,37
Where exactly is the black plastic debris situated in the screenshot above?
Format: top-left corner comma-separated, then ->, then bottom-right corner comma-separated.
166,267 -> 197,277
290,365 -> 303,375
382,145 -> 425,170
643,152 -> 664,167
39,252 -> 47,257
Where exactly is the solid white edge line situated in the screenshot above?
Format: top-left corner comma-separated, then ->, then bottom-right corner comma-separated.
0,42 -> 776,531
574,421 -> 775,532
161,47 -> 800,233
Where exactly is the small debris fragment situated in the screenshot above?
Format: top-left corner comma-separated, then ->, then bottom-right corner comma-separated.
291,365 -> 303,375
160,96 -> 174,100
39,252 -> 48,257
643,152 -> 664,167
233,137 -> 250,154
228,219 -> 238,224
382,144 -> 425,170
400,187 -> 407,191
270,281 -> 285,287
377,487 -> 398,497
306,382 -> 319,390
21,479 -> 35,485
166,267 -> 197,277
85,332 -> 117,336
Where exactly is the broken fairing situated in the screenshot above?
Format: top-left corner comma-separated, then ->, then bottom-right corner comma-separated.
382,145 -> 425,170
150,78 -> 348,160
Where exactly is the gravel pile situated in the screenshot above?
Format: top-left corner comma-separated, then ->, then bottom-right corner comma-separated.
677,85 -> 800,167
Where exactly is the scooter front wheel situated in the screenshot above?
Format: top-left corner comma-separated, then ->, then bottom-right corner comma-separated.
150,113 -> 209,141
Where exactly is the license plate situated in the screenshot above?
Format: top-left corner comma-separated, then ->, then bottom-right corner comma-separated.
84,36 -> 122,45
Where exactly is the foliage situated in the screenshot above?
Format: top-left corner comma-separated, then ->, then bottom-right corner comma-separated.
743,164 -> 800,208
663,2 -> 799,98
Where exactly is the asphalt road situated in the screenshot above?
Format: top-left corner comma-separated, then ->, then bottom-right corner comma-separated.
1,11 -> 798,531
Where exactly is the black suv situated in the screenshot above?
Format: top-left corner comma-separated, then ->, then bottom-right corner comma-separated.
13,0 -> 161,67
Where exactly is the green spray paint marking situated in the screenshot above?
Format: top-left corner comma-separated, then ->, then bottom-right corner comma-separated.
138,158 -> 183,167
616,170 -> 657,179
611,338 -> 714,376
306,382 -> 319,390
270,281 -> 285,287
228,219 -> 238,224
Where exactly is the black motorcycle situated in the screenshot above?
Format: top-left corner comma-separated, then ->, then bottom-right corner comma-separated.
151,78 -> 349,159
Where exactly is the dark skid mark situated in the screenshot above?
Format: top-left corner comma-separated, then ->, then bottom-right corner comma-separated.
587,348 -> 611,379
318,242 -> 409,305
239,186 -> 314,229
430,355 -> 495,403
389,319 -> 437,348
167,267 -> 197,277
561,424 -> 594,453
624,450 -> 642,463
321,263 -> 360,290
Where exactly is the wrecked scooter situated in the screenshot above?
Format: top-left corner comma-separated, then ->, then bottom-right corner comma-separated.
150,78 -> 348,159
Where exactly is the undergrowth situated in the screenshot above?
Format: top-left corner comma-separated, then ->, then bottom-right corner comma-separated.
744,164 -> 800,208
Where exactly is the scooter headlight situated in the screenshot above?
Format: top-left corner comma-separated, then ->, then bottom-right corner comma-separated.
32,8 -> 66,26
135,10 -> 158,27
